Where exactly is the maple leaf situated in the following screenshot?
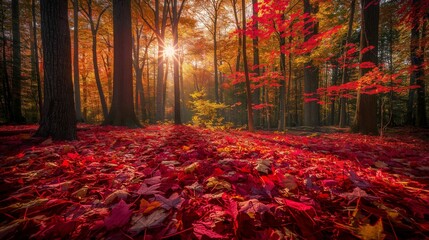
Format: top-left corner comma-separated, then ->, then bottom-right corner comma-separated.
129,209 -> 168,235
71,186 -> 88,200
339,187 -> 378,204
282,199 -> 314,212
104,200 -> 132,230
154,193 -> 183,210
139,198 -> 161,214
206,177 -> 232,191
255,159 -> 272,174
358,218 -> 385,240
137,183 -> 162,195
278,173 -> 298,190
193,222 -> 226,239
184,162 -> 199,174
104,190 -> 129,205
239,199 -> 270,215
144,176 -> 161,185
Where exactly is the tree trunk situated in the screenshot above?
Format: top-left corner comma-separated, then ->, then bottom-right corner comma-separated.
152,0 -> 169,122
81,1 -> 109,120
31,0 -> 42,120
11,0 -> 25,123
330,64 -> 338,125
171,0 -> 184,124
242,0 -> 254,132
73,0 -> 83,122
36,0 -> 76,140
353,0 -> 379,135
0,0 -> 11,120
413,2 -> 427,127
252,0 -> 260,127
286,29 -> 293,126
303,0 -> 319,127
214,22 -> 219,103
92,34 -> 108,119
156,39 -> 165,121
278,29 -> 286,131
104,0 -> 140,127
339,0 -> 356,128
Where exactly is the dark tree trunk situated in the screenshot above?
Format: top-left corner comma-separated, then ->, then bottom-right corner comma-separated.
252,0 -> 260,128
278,25 -> 286,131
132,25 -> 147,121
0,0 -> 11,120
35,0 -> 76,140
92,34 -> 108,120
413,3 -> 427,127
153,0 -> 169,122
353,0 -> 379,135
214,22 -> 219,103
339,0 -> 356,128
330,64 -> 339,125
11,0 -> 25,123
286,26 -> 293,127
156,40 -> 165,121
80,0 -> 109,120
31,0 -> 42,119
104,0 -> 140,127
171,0 -> 185,124
242,0 -> 254,132
73,0 -> 83,122
303,0 -> 319,127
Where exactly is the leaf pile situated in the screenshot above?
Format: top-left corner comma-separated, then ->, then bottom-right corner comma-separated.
0,125 -> 428,239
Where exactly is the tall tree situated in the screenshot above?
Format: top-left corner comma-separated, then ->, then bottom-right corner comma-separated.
251,0 -> 260,127
0,0 -> 11,120
131,23 -> 153,122
136,0 -> 169,122
339,0 -> 356,128
35,0 -> 76,140
31,0 -> 42,119
171,0 -> 187,124
242,0 -> 254,132
353,0 -> 379,135
199,0 -> 224,103
408,0 -> 427,127
104,0 -> 140,127
80,0 -> 110,120
278,14 -> 287,131
302,0 -> 319,127
72,0 -> 83,122
11,0 -> 25,123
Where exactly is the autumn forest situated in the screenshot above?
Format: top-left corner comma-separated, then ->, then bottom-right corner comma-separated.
0,0 -> 428,239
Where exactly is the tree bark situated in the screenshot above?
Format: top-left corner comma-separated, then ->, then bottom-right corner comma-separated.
36,0 -> 76,140
339,0 -> 356,128
171,0 -> 186,124
278,24 -> 286,131
11,0 -> 25,123
0,0 -> 11,120
353,0 -> 379,135
73,0 -> 83,122
303,0 -> 319,127
413,2 -> 427,127
31,0 -> 42,120
242,0 -> 254,132
251,0 -> 260,128
80,0 -> 109,120
104,0 -> 140,127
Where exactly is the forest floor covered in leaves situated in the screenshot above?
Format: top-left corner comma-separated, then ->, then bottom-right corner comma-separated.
0,124 -> 428,239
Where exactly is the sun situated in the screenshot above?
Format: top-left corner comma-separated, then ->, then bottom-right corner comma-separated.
164,45 -> 175,58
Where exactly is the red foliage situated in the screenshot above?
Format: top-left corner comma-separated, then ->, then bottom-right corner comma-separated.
0,125 -> 428,239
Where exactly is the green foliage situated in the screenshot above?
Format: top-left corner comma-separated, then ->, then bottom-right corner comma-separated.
189,90 -> 229,128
